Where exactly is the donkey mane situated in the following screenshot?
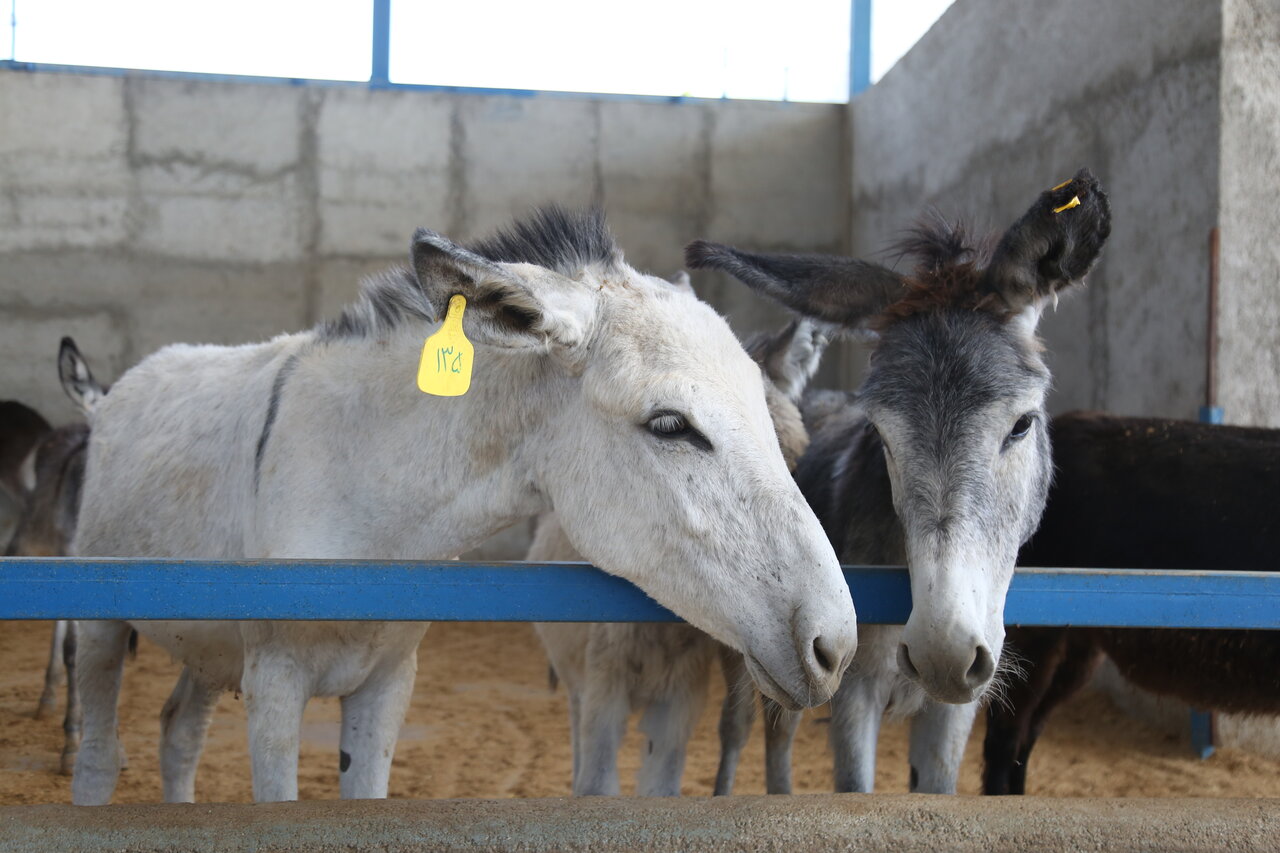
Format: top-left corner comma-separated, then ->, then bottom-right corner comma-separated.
320,206 -> 621,341
874,215 -> 1003,330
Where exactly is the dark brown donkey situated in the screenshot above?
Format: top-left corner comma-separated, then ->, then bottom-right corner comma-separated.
5,337 -> 111,775
983,411 -> 1280,795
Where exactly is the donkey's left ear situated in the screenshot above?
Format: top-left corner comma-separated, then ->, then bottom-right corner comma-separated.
982,168 -> 1111,321
58,337 -> 106,415
412,229 -> 594,351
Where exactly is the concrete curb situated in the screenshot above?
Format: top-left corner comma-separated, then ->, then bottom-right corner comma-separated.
3,795 -> 1278,852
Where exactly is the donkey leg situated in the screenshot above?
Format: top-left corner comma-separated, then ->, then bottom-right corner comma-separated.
36,620 -> 68,720
60,620 -> 82,776
159,667 -> 222,802
762,697 -> 802,794
713,650 -> 755,796
575,679 -> 629,796
242,647 -> 309,802
829,675 -> 887,793
908,698 -> 979,794
70,620 -> 132,805
567,686 -> 584,792
339,653 -> 417,800
637,679 -> 707,797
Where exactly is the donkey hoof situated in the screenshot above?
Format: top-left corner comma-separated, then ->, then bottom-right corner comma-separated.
59,750 -> 77,776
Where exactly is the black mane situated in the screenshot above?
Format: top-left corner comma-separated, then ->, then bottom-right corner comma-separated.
469,205 -> 621,278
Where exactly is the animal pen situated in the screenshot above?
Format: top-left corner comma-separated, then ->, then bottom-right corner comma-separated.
3,0 -> 1280,849
1,559 -> 1279,851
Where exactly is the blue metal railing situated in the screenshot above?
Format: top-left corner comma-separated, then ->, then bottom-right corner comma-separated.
2,559 -> 1277,628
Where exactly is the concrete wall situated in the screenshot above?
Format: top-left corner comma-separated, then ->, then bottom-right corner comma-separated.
0,70 -> 849,427
1216,0 -> 1280,426
849,0 -> 1224,420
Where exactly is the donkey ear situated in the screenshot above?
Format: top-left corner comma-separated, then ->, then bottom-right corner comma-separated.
745,319 -> 831,404
667,270 -> 694,295
58,337 -> 105,415
411,229 -> 593,351
685,241 -> 905,331
982,168 -> 1112,315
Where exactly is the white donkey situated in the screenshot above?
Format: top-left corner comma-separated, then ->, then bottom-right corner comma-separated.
533,317 -> 830,796
71,207 -> 857,804
692,170 -> 1112,793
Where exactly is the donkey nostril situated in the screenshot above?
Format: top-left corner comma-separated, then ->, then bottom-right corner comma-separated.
811,636 -> 837,677
965,645 -> 996,687
897,643 -> 919,680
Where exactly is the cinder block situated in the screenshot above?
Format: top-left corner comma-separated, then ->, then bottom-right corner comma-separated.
132,78 -> 302,174
317,89 -> 454,256
599,101 -> 706,275
0,72 -> 131,251
133,189 -> 306,264
0,72 -> 129,190
458,97 -> 597,241
314,257 -> 405,326
707,102 -> 846,249
121,260 -> 309,361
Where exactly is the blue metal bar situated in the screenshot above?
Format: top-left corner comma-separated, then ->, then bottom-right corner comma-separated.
370,0 -> 390,88
1,559 -> 1278,627
848,0 -> 872,96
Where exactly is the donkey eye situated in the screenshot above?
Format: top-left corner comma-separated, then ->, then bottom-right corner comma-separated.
645,411 -> 713,452
648,412 -> 689,436
1006,413 -> 1036,445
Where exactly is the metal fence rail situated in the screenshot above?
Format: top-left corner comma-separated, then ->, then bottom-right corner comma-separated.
1,559 -> 1277,628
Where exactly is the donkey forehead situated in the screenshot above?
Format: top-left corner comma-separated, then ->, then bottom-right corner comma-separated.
862,311 -> 1049,421
585,291 -> 768,415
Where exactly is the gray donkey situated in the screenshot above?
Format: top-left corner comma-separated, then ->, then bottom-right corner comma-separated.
533,316 -> 830,796
71,207 -> 857,804
690,170 -> 1111,793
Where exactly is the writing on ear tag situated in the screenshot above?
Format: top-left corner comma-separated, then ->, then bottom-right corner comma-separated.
1053,195 -> 1081,214
417,294 -> 473,397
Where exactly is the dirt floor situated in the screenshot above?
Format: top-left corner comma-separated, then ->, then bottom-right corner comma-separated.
3,620 -> 1280,805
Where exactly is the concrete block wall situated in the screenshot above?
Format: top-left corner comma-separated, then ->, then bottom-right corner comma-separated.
0,70 -> 849,428
848,0 -> 1225,421
1216,0 -> 1280,426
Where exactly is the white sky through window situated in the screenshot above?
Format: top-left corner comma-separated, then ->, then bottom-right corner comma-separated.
4,1 -> 953,101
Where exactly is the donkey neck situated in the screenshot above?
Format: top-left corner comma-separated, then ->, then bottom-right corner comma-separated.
271,325 -> 569,559
794,397 -> 904,566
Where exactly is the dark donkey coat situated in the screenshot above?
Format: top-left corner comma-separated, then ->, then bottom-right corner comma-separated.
984,410 -> 1280,795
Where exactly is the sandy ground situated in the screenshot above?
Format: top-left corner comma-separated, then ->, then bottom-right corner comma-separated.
3,620 -> 1280,805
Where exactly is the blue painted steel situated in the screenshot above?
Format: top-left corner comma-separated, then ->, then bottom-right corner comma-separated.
1191,402 -> 1224,758
1,559 -> 1278,628
1199,405 -> 1225,425
370,0 -> 390,87
849,0 -> 872,96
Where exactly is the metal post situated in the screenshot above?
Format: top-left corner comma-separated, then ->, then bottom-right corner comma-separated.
1191,226 -> 1222,759
849,0 -> 872,97
370,0 -> 390,88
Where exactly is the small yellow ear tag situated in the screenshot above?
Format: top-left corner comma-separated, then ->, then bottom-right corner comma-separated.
1050,179 -> 1073,191
1053,195 -> 1081,214
417,295 -> 473,397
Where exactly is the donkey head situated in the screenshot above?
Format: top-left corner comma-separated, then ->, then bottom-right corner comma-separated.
405,208 -> 856,709
688,169 -> 1110,704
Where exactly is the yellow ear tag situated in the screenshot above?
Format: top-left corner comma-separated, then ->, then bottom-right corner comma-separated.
1053,195 -> 1081,214
1050,179 -> 1073,191
417,295 -> 473,397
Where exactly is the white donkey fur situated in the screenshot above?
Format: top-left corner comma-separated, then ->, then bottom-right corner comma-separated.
533,319 -> 829,797
70,209 -> 856,804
